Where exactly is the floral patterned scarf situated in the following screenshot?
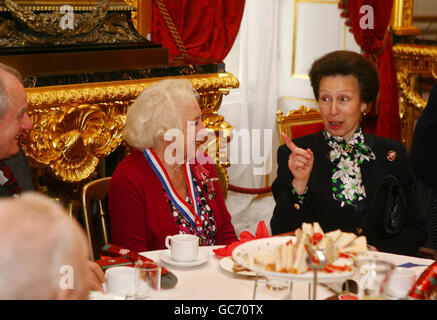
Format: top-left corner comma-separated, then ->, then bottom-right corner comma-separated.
324,127 -> 375,207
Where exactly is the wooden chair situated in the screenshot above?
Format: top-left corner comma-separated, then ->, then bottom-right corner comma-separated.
276,105 -> 324,144
81,177 -> 111,261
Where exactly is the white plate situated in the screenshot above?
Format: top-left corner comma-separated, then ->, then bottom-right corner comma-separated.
219,256 -> 256,277
232,236 -> 354,283
159,251 -> 209,267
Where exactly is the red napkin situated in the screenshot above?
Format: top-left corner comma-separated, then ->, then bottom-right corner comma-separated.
96,257 -> 134,271
98,244 -> 170,275
213,221 -> 270,257
97,244 -> 178,289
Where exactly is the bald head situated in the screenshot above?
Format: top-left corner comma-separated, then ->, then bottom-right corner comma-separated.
0,192 -> 91,299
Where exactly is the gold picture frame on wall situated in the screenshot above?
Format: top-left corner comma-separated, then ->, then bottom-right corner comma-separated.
392,0 -> 420,35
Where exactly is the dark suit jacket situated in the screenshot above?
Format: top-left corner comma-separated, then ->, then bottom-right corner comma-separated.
410,81 -> 437,193
270,131 -> 426,256
0,147 -> 34,197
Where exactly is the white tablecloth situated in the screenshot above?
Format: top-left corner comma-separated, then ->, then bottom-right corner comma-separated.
137,246 -> 434,300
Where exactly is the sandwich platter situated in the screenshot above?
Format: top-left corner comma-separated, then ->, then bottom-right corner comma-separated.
232,235 -> 357,283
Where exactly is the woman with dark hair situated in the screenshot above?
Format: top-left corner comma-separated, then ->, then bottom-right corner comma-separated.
270,50 -> 425,255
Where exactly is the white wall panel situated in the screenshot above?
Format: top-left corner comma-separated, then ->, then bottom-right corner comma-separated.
293,2 -> 341,77
279,0 -> 360,114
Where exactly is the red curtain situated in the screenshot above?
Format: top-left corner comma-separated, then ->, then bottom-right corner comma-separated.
151,0 -> 245,62
340,0 -> 400,141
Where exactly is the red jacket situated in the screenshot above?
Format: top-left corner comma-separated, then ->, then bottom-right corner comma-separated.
109,150 -> 238,252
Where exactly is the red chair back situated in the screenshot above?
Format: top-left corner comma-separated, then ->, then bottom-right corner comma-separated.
277,106 -> 324,144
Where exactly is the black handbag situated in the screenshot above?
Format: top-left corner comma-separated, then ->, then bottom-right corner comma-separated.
356,175 -> 406,236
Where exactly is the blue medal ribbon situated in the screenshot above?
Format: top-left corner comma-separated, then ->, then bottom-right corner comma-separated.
143,148 -> 202,234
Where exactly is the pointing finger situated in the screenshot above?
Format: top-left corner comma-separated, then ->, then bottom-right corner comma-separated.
281,133 -> 298,152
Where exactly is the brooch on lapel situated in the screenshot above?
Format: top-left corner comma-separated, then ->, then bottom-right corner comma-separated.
387,150 -> 396,162
193,165 -> 217,200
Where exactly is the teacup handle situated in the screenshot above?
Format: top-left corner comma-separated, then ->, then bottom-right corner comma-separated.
165,235 -> 172,250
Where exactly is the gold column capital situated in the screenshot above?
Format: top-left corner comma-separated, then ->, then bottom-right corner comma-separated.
391,0 -> 419,36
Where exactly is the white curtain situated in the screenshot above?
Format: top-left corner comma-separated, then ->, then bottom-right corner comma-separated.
219,0 -> 280,236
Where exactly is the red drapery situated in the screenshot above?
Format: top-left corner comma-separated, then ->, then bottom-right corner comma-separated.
151,0 -> 245,62
339,0 -> 400,141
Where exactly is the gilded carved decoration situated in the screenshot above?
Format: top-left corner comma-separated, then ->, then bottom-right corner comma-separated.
0,0 -> 142,46
393,44 -> 437,151
392,0 -> 419,36
21,73 -> 239,182
4,0 -> 109,36
123,0 -> 138,30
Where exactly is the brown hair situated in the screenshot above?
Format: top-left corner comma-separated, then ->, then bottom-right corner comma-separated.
308,50 -> 379,103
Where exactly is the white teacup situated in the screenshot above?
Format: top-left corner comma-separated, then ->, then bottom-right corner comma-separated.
105,266 -> 135,296
165,234 -> 199,262
387,267 -> 416,299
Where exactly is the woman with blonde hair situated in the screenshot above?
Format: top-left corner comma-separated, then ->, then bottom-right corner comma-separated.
109,78 -> 237,252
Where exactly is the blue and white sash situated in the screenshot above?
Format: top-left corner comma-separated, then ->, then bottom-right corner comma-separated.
143,148 -> 202,234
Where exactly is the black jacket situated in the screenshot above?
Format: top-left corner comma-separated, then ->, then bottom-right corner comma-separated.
0,147 -> 34,197
410,81 -> 437,193
270,131 -> 426,256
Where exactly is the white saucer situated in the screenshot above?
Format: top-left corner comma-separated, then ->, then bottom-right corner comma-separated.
159,251 -> 209,267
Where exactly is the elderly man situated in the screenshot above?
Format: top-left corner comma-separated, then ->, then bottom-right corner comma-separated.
0,192 -> 94,299
0,63 -> 33,196
0,63 -> 105,292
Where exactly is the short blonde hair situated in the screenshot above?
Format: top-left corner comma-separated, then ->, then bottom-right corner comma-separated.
123,78 -> 199,150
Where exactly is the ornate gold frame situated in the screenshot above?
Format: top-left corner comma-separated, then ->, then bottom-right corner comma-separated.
391,0 -> 437,151
393,44 -> 437,151
392,0 -> 420,36
276,105 -> 322,145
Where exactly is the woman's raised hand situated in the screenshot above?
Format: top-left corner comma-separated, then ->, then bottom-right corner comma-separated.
281,132 -> 314,194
